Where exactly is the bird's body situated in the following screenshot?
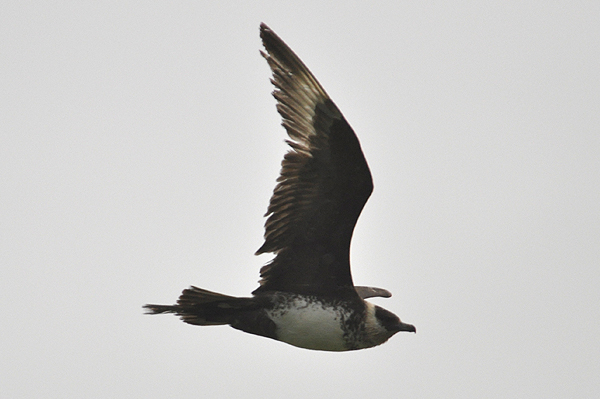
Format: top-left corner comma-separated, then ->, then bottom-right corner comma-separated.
144,24 -> 415,351
263,292 -> 399,351
266,294 -> 355,351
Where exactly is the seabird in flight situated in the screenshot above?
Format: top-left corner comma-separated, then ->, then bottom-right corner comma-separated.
144,23 -> 416,351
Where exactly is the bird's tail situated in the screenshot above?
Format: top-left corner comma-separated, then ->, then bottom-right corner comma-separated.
144,286 -> 256,326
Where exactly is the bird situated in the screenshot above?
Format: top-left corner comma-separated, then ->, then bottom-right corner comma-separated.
143,23 -> 416,351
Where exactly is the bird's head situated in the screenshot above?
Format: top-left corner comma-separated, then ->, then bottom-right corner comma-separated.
374,305 -> 416,335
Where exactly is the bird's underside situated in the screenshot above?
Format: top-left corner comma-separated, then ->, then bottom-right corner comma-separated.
143,23 -> 415,351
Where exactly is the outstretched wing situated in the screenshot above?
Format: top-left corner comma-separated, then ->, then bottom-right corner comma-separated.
253,24 -> 373,296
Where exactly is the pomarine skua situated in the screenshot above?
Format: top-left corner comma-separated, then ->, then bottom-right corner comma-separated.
144,23 -> 416,351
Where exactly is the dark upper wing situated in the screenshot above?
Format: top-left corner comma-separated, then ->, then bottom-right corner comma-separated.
354,286 -> 392,299
253,24 -> 373,296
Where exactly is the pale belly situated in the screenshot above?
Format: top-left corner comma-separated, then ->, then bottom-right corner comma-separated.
266,299 -> 351,351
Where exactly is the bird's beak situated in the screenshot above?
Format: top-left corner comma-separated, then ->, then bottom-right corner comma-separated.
398,321 -> 416,333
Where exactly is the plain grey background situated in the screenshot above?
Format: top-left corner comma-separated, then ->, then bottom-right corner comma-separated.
2,1 -> 599,398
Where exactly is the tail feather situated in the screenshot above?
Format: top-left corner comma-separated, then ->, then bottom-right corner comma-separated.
144,286 -> 256,326
143,304 -> 177,314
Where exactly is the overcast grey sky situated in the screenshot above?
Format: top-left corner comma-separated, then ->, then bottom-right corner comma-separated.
2,1 -> 599,398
